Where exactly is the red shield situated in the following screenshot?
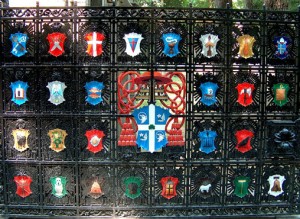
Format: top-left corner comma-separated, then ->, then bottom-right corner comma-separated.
85,129 -> 105,153
84,32 -> 105,57
235,82 -> 255,107
14,175 -> 32,198
46,32 -> 67,57
235,129 -> 254,153
160,176 -> 179,199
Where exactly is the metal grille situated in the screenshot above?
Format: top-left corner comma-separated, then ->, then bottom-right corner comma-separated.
0,3 -> 299,218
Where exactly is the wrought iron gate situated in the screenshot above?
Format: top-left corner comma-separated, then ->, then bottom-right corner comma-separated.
0,2 -> 300,218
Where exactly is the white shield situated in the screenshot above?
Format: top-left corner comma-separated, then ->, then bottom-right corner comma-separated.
200,34 -> 219,58
47,81 -> 67,105
267,174 -> 285,197
123,32 -> 144,57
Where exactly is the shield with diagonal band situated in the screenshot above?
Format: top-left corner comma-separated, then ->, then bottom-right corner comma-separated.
132,104 -> 170,153
10,33 -> 28,57
47,32 -> 67,57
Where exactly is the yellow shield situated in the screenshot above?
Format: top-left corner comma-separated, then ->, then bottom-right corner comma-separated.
48,129 -> 68,152
12,129 -> 30,152
237,34 -> 256,59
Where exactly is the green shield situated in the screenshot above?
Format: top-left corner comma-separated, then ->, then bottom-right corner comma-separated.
124,177 -> 142,199
50,176 -> 68,198
233,176 -> 250,198
273,83 -> 289,107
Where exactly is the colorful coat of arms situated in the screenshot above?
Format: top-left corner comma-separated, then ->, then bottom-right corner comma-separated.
132,104 -> 170,153
161,33 -> 181,58
200,34 -> 219,58
47,81 -> 67,105
233,176 -> 250,198
268,174 -> 285,197
10,81 -> 29,106
199,82 -> 219,106
48,129 -> 68,152
235,129 -> 254,153
84,32 -> 105,57
10,33 -> 28,57
274,36 -> 290,59
198,130 -> 217,154
237,34 -> 256,59
273,83 -> 289,107
123,32 -> 144,57
14,175 -> 32,198
85,129 -> 105,153
160,176 -> 179,200
236,82 -> 255,107
124,177 -> 142,199
50,176 -> 68,198
46,32 -> 67,57
84,81 -> 104,106
12,128 -> 30,152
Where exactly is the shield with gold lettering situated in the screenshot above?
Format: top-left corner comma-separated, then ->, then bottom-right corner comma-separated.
236,82 -> 255,107
47,32 -> 67,57
235,129 -> 254,153
273,83 -> 289,107
237,34 -> 256,59
14,175 -> 32,198
160,176 -> 179,200
85,129 -> 105,153
48,129 -> 68,152
12,128 -> 30,152
233,176 -> 250,198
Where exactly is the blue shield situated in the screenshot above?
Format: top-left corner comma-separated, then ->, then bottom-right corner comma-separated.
161,33 -> 182,58
10,33 -> 28,57
274,36 -> 290,60
84,81 -> 104,106
132,104 -> 170,153
199,82 -> 219,106
10,80 -> 29,106
198,130 -> 217,154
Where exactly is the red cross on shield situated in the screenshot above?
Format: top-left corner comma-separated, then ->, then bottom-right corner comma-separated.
47,32 -> 67,57
85,32 -> 105,57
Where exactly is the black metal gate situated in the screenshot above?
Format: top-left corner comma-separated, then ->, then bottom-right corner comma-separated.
0,2 -> 300,218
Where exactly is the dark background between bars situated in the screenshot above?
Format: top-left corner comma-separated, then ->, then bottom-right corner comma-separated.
0,2 -> 299,218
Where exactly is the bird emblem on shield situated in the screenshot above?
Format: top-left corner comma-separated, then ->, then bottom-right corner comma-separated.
199,82 -> 219,106
233,176 -> 250,198
132,104 -> 170,153
50,176 -> 67,198
273,83 -> 289,107
46,32 -> 67,57
274,36 -> 290,60
10,33 -> 28,57
268,174 -> 285,197
85,129 -> 105,153
198,130 -> 217,154
123,32 -> 144,57
10,81 -> 29,106
84,81 -> 104,106
160,176 -> 179,200
200,34 -> 219,58
124,177 -> 142,199
237,34 -> 256,59
161,33 -> 182,58
236,82 -> 255,107
235,129 -> 254,153
48,129 -> 68,152
85,32 -> 105,57
14,175 -> 32,198
12,128 -> 30,152
47,81 -> 67,105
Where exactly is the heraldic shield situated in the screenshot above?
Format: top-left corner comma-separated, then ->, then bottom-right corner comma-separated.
237,34 -> 256,59
123,32 -> 144,57
268,174 -> 285,197
10,33 -> 28,57
50,176 -> 67,198
124,177 -> 142,199
85,129 -> 105,153
12,128 -> 30,152
47,81 -> 67,105
10,80 -> 29,106
47,32 -> 67,57
236,82 -> 255,107
161,33 -> 182,58
84,81 -> 105,106
160,176 -> 179,200
199,82 -> 219,106
233,176 -> 250,198
89,180 -> 103,199
200,34 -> 219,58
198,130 -> 217,154
273,83 -> 290,107
85,32 -> 105,57
14,175 -> 32,198
274,36 -> 290,60
48,129 -> 68,152
235,129 -> 254,153
132,104 -> 171,153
